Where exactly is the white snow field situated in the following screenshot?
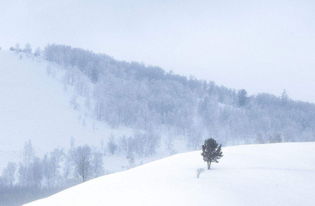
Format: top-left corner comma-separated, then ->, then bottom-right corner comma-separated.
0,51 -> 130,169
25,142 -> 315,206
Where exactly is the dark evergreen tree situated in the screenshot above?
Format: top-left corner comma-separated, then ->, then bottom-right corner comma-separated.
201,138 -> 223,169
238,89 -> 248,107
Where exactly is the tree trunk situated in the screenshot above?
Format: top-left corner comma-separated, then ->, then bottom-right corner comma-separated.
207,161 -> 211,170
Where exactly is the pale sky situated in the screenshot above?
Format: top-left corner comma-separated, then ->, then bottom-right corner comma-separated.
1,0 -> 314,102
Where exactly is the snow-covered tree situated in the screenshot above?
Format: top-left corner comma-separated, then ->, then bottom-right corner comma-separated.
1,162 -> 17,186
71,145 -> 92,182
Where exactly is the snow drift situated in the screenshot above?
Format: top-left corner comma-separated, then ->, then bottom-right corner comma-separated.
24,142 -> 315,206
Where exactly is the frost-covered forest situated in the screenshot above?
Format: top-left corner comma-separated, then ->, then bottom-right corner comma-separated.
1,44 -> 315,205
43,44 -> 315,144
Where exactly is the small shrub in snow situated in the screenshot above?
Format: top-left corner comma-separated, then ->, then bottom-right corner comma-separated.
196,168 -> 205,178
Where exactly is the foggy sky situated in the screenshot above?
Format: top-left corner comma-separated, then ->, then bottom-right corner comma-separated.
1,0 -> 314,102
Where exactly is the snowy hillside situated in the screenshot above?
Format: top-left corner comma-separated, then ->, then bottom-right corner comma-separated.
0,51 -> 130,169
25,142 -> 315,206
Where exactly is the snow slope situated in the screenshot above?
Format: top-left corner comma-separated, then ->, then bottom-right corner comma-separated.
0,51 -> 130,169
25,142 -> 315,206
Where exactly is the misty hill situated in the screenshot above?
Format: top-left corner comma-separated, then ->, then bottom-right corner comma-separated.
43,44 -> 315,146
1,44 -> 315,205
0,50 -> 133,169
2,44 -> 315,170
24,142 -> 315,206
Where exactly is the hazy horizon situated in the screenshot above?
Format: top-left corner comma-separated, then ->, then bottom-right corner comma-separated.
1,0 -> 314,102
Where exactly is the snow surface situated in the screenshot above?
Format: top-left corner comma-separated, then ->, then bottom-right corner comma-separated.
0,51 -> 132,169
25,142 -> 315,206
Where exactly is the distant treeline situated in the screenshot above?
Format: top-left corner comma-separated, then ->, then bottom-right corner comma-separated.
0,135 -> 156,206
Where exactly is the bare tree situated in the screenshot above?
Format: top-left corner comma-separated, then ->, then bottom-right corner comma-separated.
90,151 -> 104,177
72,145 -> 92,182
42,149 -> 64,187
23,140 -> 35,166
1,162 -> 17,186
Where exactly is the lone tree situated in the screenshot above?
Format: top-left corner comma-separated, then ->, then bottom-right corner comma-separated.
201,138 -> 223,169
